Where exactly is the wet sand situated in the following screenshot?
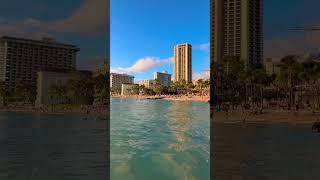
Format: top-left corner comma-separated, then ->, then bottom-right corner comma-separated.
112,95 -> 210,102
212,109 -> 319,125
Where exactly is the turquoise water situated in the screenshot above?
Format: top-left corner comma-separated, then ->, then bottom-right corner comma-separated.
110,98 -> 210,180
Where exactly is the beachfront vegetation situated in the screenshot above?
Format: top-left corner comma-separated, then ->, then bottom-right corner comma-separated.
212,54 -> 320,112
125,78 -> 210,97
0,81 -> 37,106
48,74 -> 108,108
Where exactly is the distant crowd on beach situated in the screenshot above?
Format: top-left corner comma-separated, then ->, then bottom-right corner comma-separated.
112,94 -> 210,102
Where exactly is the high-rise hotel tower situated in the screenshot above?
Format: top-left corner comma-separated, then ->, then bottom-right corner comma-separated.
0,36 -> 79,91
174,43 -> 192,83
210,0 -> 263,65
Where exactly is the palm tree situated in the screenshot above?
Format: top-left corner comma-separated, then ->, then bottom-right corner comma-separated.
153,79 -> 162,95
0,82 -> 8,106
204,79 -> 210,89
66,79 -> 80,104
139,84 -> 147,95
300,58 -> 320,110
79,76 -> 95,105
187,82 -> 194,96
129,85 -> 140,95
48,85 -> 67,108
197,79 -> 205,98
94,74 -> 108,102
277,55 -> 302,109
15,81 -> 37,105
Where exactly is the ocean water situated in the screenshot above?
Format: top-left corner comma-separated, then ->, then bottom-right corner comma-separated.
0,112 -> 108,180
110,98 -> 210,180
213,123 -> 320,179
1,99 -> 318,179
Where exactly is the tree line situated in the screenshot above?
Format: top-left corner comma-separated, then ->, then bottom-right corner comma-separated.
48,74 -> 108,106
0,74 -> 109,107
112,78 -> 210,97
211,55 -> 320,112
0,81 -> 37,106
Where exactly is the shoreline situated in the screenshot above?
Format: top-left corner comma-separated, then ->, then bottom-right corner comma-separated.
1,101 -> 319,126
0,104 -> 109,114
111,95 -> 210,102
212,109 -> 319,125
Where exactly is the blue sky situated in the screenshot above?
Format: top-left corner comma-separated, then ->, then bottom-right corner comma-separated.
264,0 -> 320,58
111,0 -> 210,82
0,0 -> 107,70
111,0 -> 320,82
1,0 -> 320,77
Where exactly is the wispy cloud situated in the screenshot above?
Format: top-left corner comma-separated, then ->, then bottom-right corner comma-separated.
265,31 -> 320,59
193,70 -> 210,80
77,57 -> 105,71
0,0 -> 106,36
111,56 -> 173,74
25,0 -> 107,34
194,43 -> 210,52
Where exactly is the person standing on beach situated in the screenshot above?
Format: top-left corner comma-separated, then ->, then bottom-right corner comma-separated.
83,106 -> 90,120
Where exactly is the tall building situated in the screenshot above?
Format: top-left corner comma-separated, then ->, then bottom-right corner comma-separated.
210,0 -> 263,65
110,73 -> 134,90
0,36 -> 79,91
174,43 -> 192,82
154,71 -> 171,87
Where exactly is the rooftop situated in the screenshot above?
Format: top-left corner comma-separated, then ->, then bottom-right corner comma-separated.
110,73 -> 134,78
0,36 -> 79,50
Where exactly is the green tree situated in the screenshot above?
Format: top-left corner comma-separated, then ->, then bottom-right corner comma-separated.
139,84 -> 148,95
197,79 -> 205,97
300,58 -> 320,110
15,81 -> 37,104
277,55 -> 302,108
153,79 -> 162,95
0,82 -> 8,106
129,85 -> 140,95
94,74 -> 108,102
48,85 -> 67,107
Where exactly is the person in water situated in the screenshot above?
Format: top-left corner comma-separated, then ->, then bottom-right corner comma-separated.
83,107 -> 90,120
312,118 -> 320,132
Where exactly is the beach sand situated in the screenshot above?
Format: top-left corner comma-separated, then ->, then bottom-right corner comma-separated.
112,95 -> 210,102
212,109 -> 319,126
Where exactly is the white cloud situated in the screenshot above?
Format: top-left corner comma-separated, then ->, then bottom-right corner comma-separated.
193,70 -> 210,81
111,56 -> 173,74
265,31 -> 320,59
27,0 -> 107,33
77,57 -> 105,71
169,57 -> 174,63
0,0 -> 107,36
194,43 -> 210,52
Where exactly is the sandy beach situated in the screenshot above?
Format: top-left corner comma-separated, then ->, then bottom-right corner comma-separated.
163,95 -> 209,102
112,95 -> 210,102
0,104 -> 110,115
212,109 -> 320,126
